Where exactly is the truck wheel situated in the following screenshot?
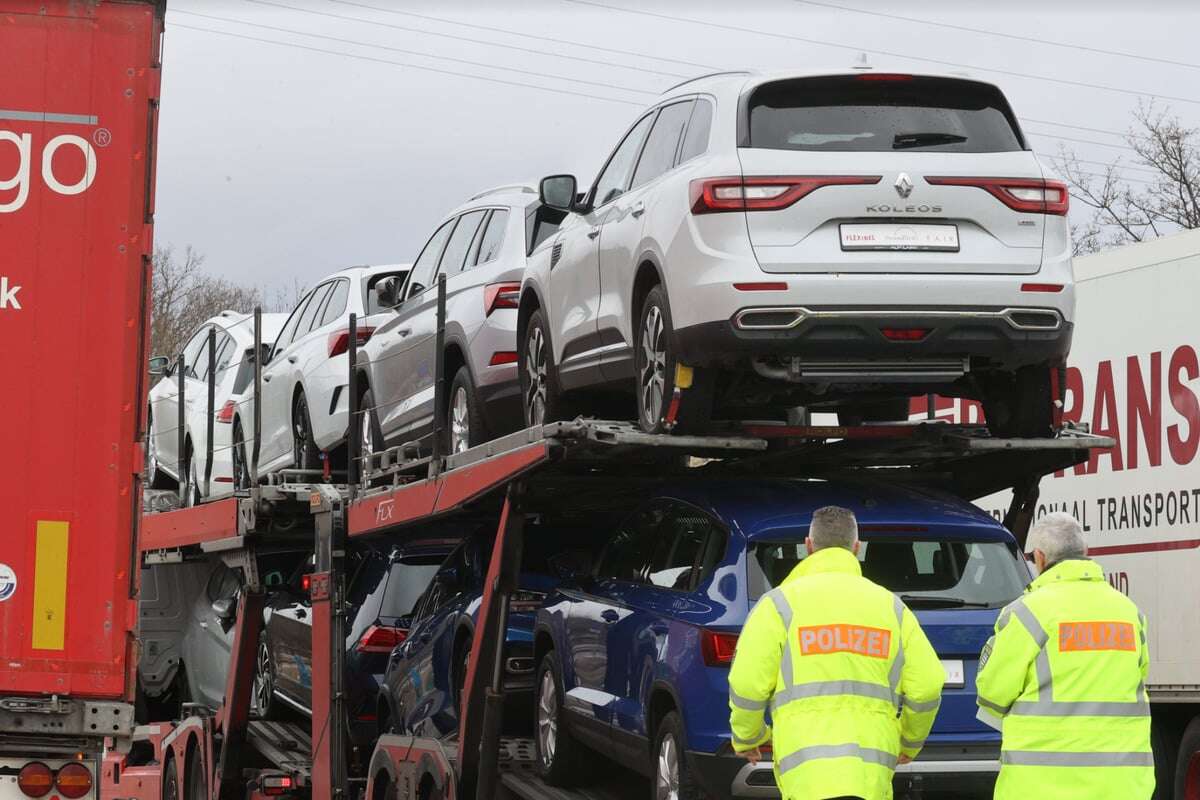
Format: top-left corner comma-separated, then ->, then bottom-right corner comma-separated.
184,746 -> 205,800
445,366 -> 488,454
162,757 -> 180,800
652,711 -> 702,800
983,365 -> 1054,438
636,286 -> 713,435
535,650 -> 587,786
520,310 -> 570,427
1174,717 -> 1200,799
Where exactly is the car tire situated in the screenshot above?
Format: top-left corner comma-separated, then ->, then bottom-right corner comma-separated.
232,419 -> 251,490
635,285 -> 712,434
292,390 -> 322,471
652,710 -> 703,800
254,633 -> 281,720
357,387 -> 385,482
983,364 -> 1055,438
836,397 -> 912,426
145,410 -> 176,490
181,444 -> 201,507
534,650 -> 587,787
520,309 -> 570,427
446,366 -> 489,454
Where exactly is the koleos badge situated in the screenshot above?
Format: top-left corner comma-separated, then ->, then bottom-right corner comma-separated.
0,563 -> 16,601
895,172 -> 914,199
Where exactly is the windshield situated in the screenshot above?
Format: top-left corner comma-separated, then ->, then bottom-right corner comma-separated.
745,75 -> 1024,153
750,537 -> 1025,608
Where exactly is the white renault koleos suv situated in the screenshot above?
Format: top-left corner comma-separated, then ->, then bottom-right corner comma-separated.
519,69 -> 1074,437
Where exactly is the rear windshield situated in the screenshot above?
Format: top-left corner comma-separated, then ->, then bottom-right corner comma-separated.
750,536 -> 1026,608
745,76 -> 1024,153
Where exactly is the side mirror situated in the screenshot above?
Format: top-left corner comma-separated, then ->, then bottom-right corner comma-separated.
148,355 -> 170,377
407,282 -> 426,299
212,595 -> 236,622
539,174 -> 578,212
257,342 -> 272,365
375,276 -> 400,309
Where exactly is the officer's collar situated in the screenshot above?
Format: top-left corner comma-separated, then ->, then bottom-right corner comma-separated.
787,546 -> 863,583
1028,557 -> 1105,591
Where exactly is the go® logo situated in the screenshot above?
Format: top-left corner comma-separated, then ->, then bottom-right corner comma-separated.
1,109 -> 103,214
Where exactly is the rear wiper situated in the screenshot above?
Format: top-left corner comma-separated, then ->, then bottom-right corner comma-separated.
893,132 -> 968,149
899,594 -> 993,609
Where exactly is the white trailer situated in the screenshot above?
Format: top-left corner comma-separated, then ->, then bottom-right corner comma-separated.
960,228 -> 1200,799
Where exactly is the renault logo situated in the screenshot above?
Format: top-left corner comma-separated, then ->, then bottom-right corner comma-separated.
894,173 -> 914,199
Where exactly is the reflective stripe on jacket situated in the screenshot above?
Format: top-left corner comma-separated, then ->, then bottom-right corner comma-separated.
975,558 -> 1154,800
728,546 -> 945,800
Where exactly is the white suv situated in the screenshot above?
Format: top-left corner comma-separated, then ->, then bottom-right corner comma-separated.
518,69 -> 1074,436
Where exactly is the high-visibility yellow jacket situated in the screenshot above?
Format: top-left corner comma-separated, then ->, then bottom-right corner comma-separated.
976,558 -> 1154,800
728,546 -> 945,800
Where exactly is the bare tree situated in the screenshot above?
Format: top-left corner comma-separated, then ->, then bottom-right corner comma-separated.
1056,101 -> 1200,255
150,245 -> 262,358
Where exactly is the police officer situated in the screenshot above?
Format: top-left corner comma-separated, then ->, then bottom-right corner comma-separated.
976,512 -> 1153,799
728,506 -> 945,800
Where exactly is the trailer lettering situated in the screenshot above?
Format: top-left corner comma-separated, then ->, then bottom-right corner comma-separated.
0,128 -> 98,213
0,276 -> 20,310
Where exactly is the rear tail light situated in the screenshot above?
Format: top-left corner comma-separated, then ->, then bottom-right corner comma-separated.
216,400 -> 236,424
1020,283 -> 1064,293
17,762 -> 53,798
488,351 -> 518,366
301,574 -> 311,593
733,282 -> 788,292
690,175 -> 881,214
356,624 -> 406,653
327,326 -> 376,358
881,328 -> 931,341
260,775 -> 294,796
484,283 -> 521,316
701,630 -> 739,667
925,176 -> 1069,215
55,763 -> 93,800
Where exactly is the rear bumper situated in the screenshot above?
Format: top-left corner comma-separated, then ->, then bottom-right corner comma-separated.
690,742 -> 1000,798
675,307 -> 1072,375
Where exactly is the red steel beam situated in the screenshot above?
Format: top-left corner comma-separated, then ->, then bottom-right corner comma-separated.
138,498 -> 240,551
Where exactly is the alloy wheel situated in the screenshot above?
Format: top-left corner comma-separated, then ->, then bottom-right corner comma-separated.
254,640 -> 273,715
232,425 -> 248,490
655,732 -> 680,800
537,669 -> 558,767
360,407 -> 374,456
293,396 -> 310,467
449,386 -> 470,454
639,305 -> 667,428
146,417 -> 159,482
525,327 -> 548,426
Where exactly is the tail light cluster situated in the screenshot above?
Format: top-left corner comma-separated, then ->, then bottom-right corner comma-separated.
701,629 -> 739,667
924,176 -> 1069,215
509,590 -> 548,614
215,399 -> 237,424
691,176 -> 881,214
328,326 -> 375,358
484,282 -> 521,316
259,774 -> 294,796
17,762 -> 92,799
355,624 -> 407,653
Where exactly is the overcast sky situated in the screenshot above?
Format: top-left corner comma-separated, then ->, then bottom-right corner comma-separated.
155,0 -> 1199,293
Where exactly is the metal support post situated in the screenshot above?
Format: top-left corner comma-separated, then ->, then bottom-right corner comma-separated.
252,308 -> 262,493
205,327 -> 216,497
347,313 -> 359,499
310,485 -> 348,800
213,582 -> 265,800
1004,474 -> 1042,549
458,484 -> 524,798
430,273 -> 447,476
177,351 -> 186,505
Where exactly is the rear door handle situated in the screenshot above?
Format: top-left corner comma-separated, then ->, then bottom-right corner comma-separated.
287,355 -> 298,364
587,227 -> 601,240
600,609 -> 619,623
631,203 -> 644,218
397,328 -> 412,337
262,374 -> 272,383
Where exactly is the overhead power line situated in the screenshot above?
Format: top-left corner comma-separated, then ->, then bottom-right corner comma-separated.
557,0 -> 1200,107
793,0 -> 1200,72
174,10 -> 658,97
236,0 -> 691,80
169,23 -> 645,107
324,0 -> 717,71
1026,129 -> 1140,153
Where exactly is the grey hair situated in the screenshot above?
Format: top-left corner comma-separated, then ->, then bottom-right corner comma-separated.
1027,512 -> 1087,566
809,506 -> 859,551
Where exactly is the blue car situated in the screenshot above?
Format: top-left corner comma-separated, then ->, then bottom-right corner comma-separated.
377,530 -> 565,738
532,478 -> 1029,798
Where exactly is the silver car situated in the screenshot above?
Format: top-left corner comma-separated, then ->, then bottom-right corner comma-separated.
358,186 -> 554,454
520,69 -> 1075,437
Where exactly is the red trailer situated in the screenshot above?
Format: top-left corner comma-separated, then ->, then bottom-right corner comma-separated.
0,1 -> 163,798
